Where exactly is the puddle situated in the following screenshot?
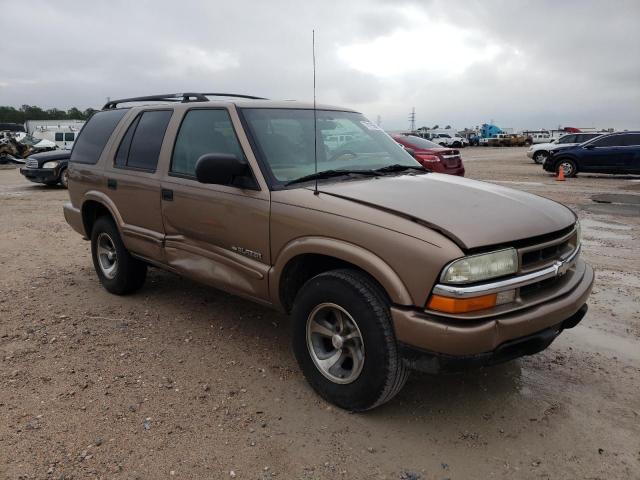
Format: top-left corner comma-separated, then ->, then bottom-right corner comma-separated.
592,193 -> 640,205
493,181 -> 544,186
581,203 -> 640,216
562,325 -> 640,362
580,217 -> 633,241
580,218 -> 631,231
593,269 -> 640,288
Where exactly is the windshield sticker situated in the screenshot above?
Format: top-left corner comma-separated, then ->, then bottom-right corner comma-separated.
360,121 -> 383,131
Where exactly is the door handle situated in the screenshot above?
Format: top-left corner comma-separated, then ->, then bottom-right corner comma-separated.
107,178 -> 117,190
161,188 -> 173,201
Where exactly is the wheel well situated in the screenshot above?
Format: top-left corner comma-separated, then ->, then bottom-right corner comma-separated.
81,201 -> 113,237
279,254 -> 389,313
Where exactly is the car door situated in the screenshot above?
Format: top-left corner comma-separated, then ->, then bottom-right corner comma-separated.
620,133 -> 640,173
103,109 -> 173,261
579,134 -> 627,173
160,107 -> 271,303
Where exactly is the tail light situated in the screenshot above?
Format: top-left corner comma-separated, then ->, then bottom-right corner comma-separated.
416,153 -> 440,163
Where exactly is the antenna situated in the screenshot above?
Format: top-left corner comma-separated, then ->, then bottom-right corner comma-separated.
312,29 -> 319,195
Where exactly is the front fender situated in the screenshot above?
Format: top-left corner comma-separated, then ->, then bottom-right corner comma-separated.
269,236 -> 413,308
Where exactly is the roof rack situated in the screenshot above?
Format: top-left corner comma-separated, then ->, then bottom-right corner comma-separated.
102,92 -> 267,110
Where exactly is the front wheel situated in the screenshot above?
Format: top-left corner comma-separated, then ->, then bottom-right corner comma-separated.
557,159 -> 578,178
292,269 -> 409,411
533,151 -> 548,164
91,216 -> 147,295
59,167 -> 69,188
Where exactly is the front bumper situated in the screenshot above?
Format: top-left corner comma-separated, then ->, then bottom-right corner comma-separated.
542,158 -> 557,172
526,150 -> 535,159
400,304 -> 588,373
391,260 -> 594,359
20,167 -> 59,184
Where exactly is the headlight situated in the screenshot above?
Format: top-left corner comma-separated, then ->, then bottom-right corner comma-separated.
43,161 -> 59,169
441,248 -> 518,284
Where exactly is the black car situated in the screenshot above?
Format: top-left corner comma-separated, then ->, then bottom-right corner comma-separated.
20,149 -> 71,188
543,131 -> 640,177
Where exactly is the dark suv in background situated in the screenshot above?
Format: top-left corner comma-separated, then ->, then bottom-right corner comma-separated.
544,131 -> 640,177
20,149 -> 71,188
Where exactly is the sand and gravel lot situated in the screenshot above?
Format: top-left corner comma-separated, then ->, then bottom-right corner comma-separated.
1,147 -> 639,479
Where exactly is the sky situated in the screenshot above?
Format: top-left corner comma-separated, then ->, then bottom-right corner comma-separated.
1,0 -> 639,131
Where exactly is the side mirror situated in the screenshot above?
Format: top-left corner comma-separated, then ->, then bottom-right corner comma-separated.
195,153 -> 250,185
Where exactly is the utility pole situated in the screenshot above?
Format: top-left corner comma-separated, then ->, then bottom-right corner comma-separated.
408,107 -> 416,132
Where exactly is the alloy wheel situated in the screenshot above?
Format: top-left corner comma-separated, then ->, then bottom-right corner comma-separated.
306,303 -> 365,384
96,232 -> 118,279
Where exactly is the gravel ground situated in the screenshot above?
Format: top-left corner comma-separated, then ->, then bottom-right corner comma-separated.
1,147 -> 639,479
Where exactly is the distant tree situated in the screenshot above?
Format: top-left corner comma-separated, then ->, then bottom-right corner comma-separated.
432,124 -> 439,129
0,105 -> 95,123
445,125 -> 451,129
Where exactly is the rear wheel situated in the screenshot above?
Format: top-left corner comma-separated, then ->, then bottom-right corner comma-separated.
557,159 -> 578,177
59,167 -> 69,188
292,269 -> 409,411
91,216 -> 147,295
533,151 -> 548,164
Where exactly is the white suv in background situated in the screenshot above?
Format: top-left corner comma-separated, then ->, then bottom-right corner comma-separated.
527,132 -> 602,164
427,132 -> 467,148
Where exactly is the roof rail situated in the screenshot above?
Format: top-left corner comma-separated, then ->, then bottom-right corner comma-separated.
102,92 -> 267,110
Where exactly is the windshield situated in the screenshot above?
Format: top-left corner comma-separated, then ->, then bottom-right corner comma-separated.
394,135 -> 442,150
242,108 -> 418,185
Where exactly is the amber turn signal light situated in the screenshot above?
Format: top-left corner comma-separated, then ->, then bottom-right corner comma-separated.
427,293 -> 497,314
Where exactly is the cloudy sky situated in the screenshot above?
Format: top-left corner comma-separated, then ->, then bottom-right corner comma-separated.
1,0 -> 638,131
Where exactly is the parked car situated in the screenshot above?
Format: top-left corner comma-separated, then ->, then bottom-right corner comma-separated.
543,131 -> 640,177
64,92 -> 593,411
528,132 -> 553,144
425,132 -> 467,148
528,133 -> 602,164
392,134 -> 465,176
20,149 -> 71,187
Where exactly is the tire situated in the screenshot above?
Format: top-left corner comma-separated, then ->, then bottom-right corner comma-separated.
556,158 -> 578,178
292,269 -> 409,411
533,151 -> 548,164
59,167 -> 69,188
452,141 -> 461,148
90,216 -> 147,295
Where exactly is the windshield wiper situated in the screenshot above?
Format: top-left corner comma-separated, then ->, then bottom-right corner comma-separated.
285,169 -> 381,186
373,164 -> 427,174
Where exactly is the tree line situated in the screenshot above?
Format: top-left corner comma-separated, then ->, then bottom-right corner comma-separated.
0,105 -> 97,124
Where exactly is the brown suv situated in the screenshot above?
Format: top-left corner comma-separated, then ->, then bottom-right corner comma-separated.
64,93 -> 594,411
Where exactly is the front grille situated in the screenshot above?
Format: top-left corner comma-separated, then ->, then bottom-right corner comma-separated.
518,227 -> 578,274
25,158 -> 39,169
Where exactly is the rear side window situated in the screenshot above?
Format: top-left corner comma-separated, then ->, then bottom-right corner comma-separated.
71,109 -> 128,164
171,109 -> 245,177
64,132 -> 75,141
592,135 -> 625,147
621,134 -> 640,146
115,110 -> 172,171
55,132 -> 63,141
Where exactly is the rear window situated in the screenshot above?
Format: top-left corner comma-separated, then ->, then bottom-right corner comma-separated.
395,135 -> 441,150
70,109 -> 128,164
115,110 -> 172,171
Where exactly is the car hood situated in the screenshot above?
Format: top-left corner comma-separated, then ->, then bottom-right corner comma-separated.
318,173 -> 576,250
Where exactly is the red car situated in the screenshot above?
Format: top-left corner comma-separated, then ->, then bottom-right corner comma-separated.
392,134 -> 465,176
